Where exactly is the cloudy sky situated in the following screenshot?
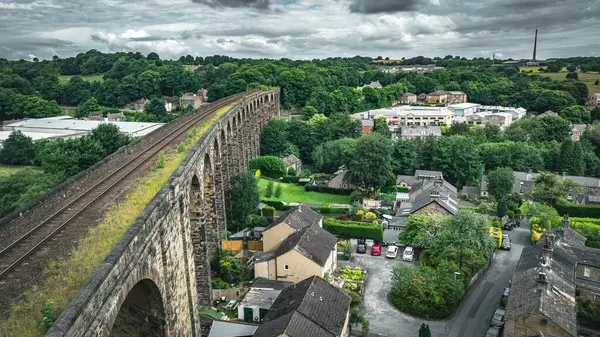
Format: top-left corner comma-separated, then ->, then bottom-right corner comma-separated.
1,0 -> 599,61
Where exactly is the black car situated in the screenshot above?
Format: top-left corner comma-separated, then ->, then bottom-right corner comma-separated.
356,243 -> 367,254
503,222 -> 513,231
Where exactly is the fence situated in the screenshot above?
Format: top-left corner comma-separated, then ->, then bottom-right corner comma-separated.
221,240 -> 263,254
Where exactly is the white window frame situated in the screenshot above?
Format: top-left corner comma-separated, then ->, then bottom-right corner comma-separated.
584,266 -> 591,278
284,264 -> 290,271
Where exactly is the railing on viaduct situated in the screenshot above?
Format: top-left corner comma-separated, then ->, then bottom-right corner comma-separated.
45,89 -> 280,337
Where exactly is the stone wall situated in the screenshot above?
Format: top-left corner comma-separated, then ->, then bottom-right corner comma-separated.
46,89 -> 280,337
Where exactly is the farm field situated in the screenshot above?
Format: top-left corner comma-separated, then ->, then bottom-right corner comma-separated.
58,74 -> 105,84
258,178 -> 350,206
533,72 -> 600,94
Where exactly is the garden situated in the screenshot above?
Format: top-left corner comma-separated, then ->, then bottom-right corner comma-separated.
258,178 -> 350,206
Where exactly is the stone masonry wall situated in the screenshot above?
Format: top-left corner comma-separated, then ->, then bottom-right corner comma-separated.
46,89 -> 280,337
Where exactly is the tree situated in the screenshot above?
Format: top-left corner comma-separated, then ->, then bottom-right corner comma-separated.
484,124 -> 503,142
432,136 -> 483,187
372,117 -> 391,138
566,72 -> 578,80
442,211 -> 495,271
0,131 -> 35,165
90,123 -> 131,156
558,139 -> 585,176
265,180 -> 274,198
249,156 -> 287,178
260,120 -> 290,156
345,133 -> 394,190
561,105 -> 590,124
302,105 -> 318,119
274,183 -> 282,197
227,172 -> 260,231
486,168 -> 515,202
392,139 -> 419,175
312,138 -> 357,174
76,96 -> 102,118
145,98 -> 167,117
532,90 -> 576,113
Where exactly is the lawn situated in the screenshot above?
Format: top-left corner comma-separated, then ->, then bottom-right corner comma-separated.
58,74 -> 105,84
0,165 -> 39,179
518,66 -> 547,73
527,71 -> 600,94
258,179 -> 350,206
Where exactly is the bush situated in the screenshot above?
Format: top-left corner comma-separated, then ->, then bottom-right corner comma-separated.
344,289 -> 363,308
265,180 -> 274,198
250,156 -> 287,178
274,184 -> 282,198
262,206 -> 276,217
39,299 -> 59,332
282,175 -> 301,183
248,214 -> 268,228
311,207 -> 349,214
555,199 -> 600,218
288,166 -> 297,176
577,298 -> 600,326
211,278 -> 231,289
262,200 -> 293,211
323,218 -> 383,241
350,190 -> 364,204
380,185 -> 409,193
305,185 -> 354,195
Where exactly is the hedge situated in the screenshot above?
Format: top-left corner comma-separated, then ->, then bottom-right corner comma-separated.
323,218 -> 383,241
380,185 -> 409,193
312,207 -> 349,214
282,175 -> 301,183
262,200 -> 293,211
305,185 -> 354,195
555,200 -> 600,218
262,206 -> 276,217
250,156 -> 286,178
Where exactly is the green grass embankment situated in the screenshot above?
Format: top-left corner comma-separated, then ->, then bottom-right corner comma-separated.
258,178 -> 350,206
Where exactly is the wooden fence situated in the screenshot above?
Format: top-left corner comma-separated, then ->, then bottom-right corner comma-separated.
222,240 -> 263,254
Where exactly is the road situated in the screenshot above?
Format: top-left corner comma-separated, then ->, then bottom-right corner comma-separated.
348,220 -> 531,337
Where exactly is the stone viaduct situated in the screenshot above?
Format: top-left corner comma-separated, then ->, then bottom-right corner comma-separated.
46,89 -> 280,337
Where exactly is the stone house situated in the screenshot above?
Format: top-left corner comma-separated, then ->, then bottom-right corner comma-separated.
399,92 -> 417,104
107,112 -> 126,122
327,167 -> 357,190
180,92 -> 203,109
417,93 -> 427,103
504,217 -> 600,337
395,176 -> 458,217
571,124 -> 587,141
87,111 -> 103,121
536,110 -> 558,118
133,98 -> 150,112
588,93 -> 600,106
425,90 -> 448,104
254,206 -> 338,283
253,276 -> 351,337
281,154 -> 302,175
446,91 -> 468,103
396,170 -> 444,189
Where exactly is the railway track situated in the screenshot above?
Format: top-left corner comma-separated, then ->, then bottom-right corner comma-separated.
0,89 -> 259,280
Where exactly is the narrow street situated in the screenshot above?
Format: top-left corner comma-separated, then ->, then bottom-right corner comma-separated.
351,220 -> 531,337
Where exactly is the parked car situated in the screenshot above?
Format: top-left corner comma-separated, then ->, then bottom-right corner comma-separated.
386,246 -> 399,259
402,247 -> 414,261
501,234 -> 511,251
485,326 -> 500,337
371,243 -> 382,256
356,243 -> 367,254
500,287 -> 510,308
503,222 -> 513,231
490,308 -> 506,328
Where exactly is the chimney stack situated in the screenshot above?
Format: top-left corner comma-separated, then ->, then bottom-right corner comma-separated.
533,29 -> 538,62
561,215 -> 570,229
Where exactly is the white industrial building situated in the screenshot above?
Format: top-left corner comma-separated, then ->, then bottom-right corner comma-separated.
353,106 -> 455,133
0,116 -> 164,145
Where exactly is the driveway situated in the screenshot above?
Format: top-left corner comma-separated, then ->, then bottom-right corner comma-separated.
348,220 -> 531,337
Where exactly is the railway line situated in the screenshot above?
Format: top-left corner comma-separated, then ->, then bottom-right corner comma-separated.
0,89 -> 259,281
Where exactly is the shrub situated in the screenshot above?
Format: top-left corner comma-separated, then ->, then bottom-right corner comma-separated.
247,214 -> 268,228
323,218 -> 383,241
262,206 -> 276,217
344,289 -> 363,308
380,185 -> 409,193
39,299 -> 59,332
274,184 -> 282,198
255,169 -> 261,178
577,298 -> 600,326
265,180 -> 274,198
555,199 -> 600,218
350,190 -> 364,204
343,282 -> 359,292
288,166 -> 297,176
305,185 -> 354,195
262,200 -> 293,211
364,211 -> 377,220
211,278 -> 231,289
250,156 -> 286,178
311,207 -> 349,214
282,175 -> 301,183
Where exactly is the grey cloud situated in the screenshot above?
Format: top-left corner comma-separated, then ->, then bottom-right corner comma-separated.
346,0 -> 422,13
216,26 -> 317,38
190,0 -> 270,9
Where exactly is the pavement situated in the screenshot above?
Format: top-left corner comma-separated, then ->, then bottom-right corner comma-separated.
348,220 -> 532,337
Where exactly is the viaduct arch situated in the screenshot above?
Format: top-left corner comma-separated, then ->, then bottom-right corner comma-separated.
46,89 -> 280,337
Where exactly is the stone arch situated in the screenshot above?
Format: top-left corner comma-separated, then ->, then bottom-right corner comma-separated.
188,174 -> 211,306
111,279 -> 166,337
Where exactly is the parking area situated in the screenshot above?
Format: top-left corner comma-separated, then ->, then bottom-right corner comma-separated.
343,221 -> 531,337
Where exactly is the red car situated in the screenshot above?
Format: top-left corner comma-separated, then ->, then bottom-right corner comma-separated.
371,243 -> 382,256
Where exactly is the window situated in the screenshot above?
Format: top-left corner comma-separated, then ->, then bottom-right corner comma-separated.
584,267 -> 592,278
284,264 -> 290,271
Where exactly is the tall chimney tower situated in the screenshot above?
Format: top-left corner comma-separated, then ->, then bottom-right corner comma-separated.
533,29 -> 538,61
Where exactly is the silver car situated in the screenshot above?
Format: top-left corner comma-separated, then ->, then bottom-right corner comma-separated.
491,308 -> 506,328
485,326 -> 500,337
386,245 -> 398,259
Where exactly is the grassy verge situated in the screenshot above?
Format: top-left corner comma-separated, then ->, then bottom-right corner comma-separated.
0,165 -> 40,179
258,178 -> 350,206
58,74 -> 105,84
0,104 -> 233,336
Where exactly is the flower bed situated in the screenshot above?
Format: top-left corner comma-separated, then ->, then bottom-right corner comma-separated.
336,266 -> 366,281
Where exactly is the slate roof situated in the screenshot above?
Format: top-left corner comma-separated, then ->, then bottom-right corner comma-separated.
282,154 -> 301,166
253,278 -> 293,290
265,205 -> 322,232
536,110 -> 558,118
415,170 -> 444,179
427,90 -> 448,96
253,276 -> 351,337
401,92 -> 416,97
181,95 -> 199,101
572,124 -> 587,133
209,321 -> 258,337
447,91 -> 466,95
396,174 -> 419,186
258,225 -> 337,267
409,179 -> 459,215
460,186 -> 481,196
